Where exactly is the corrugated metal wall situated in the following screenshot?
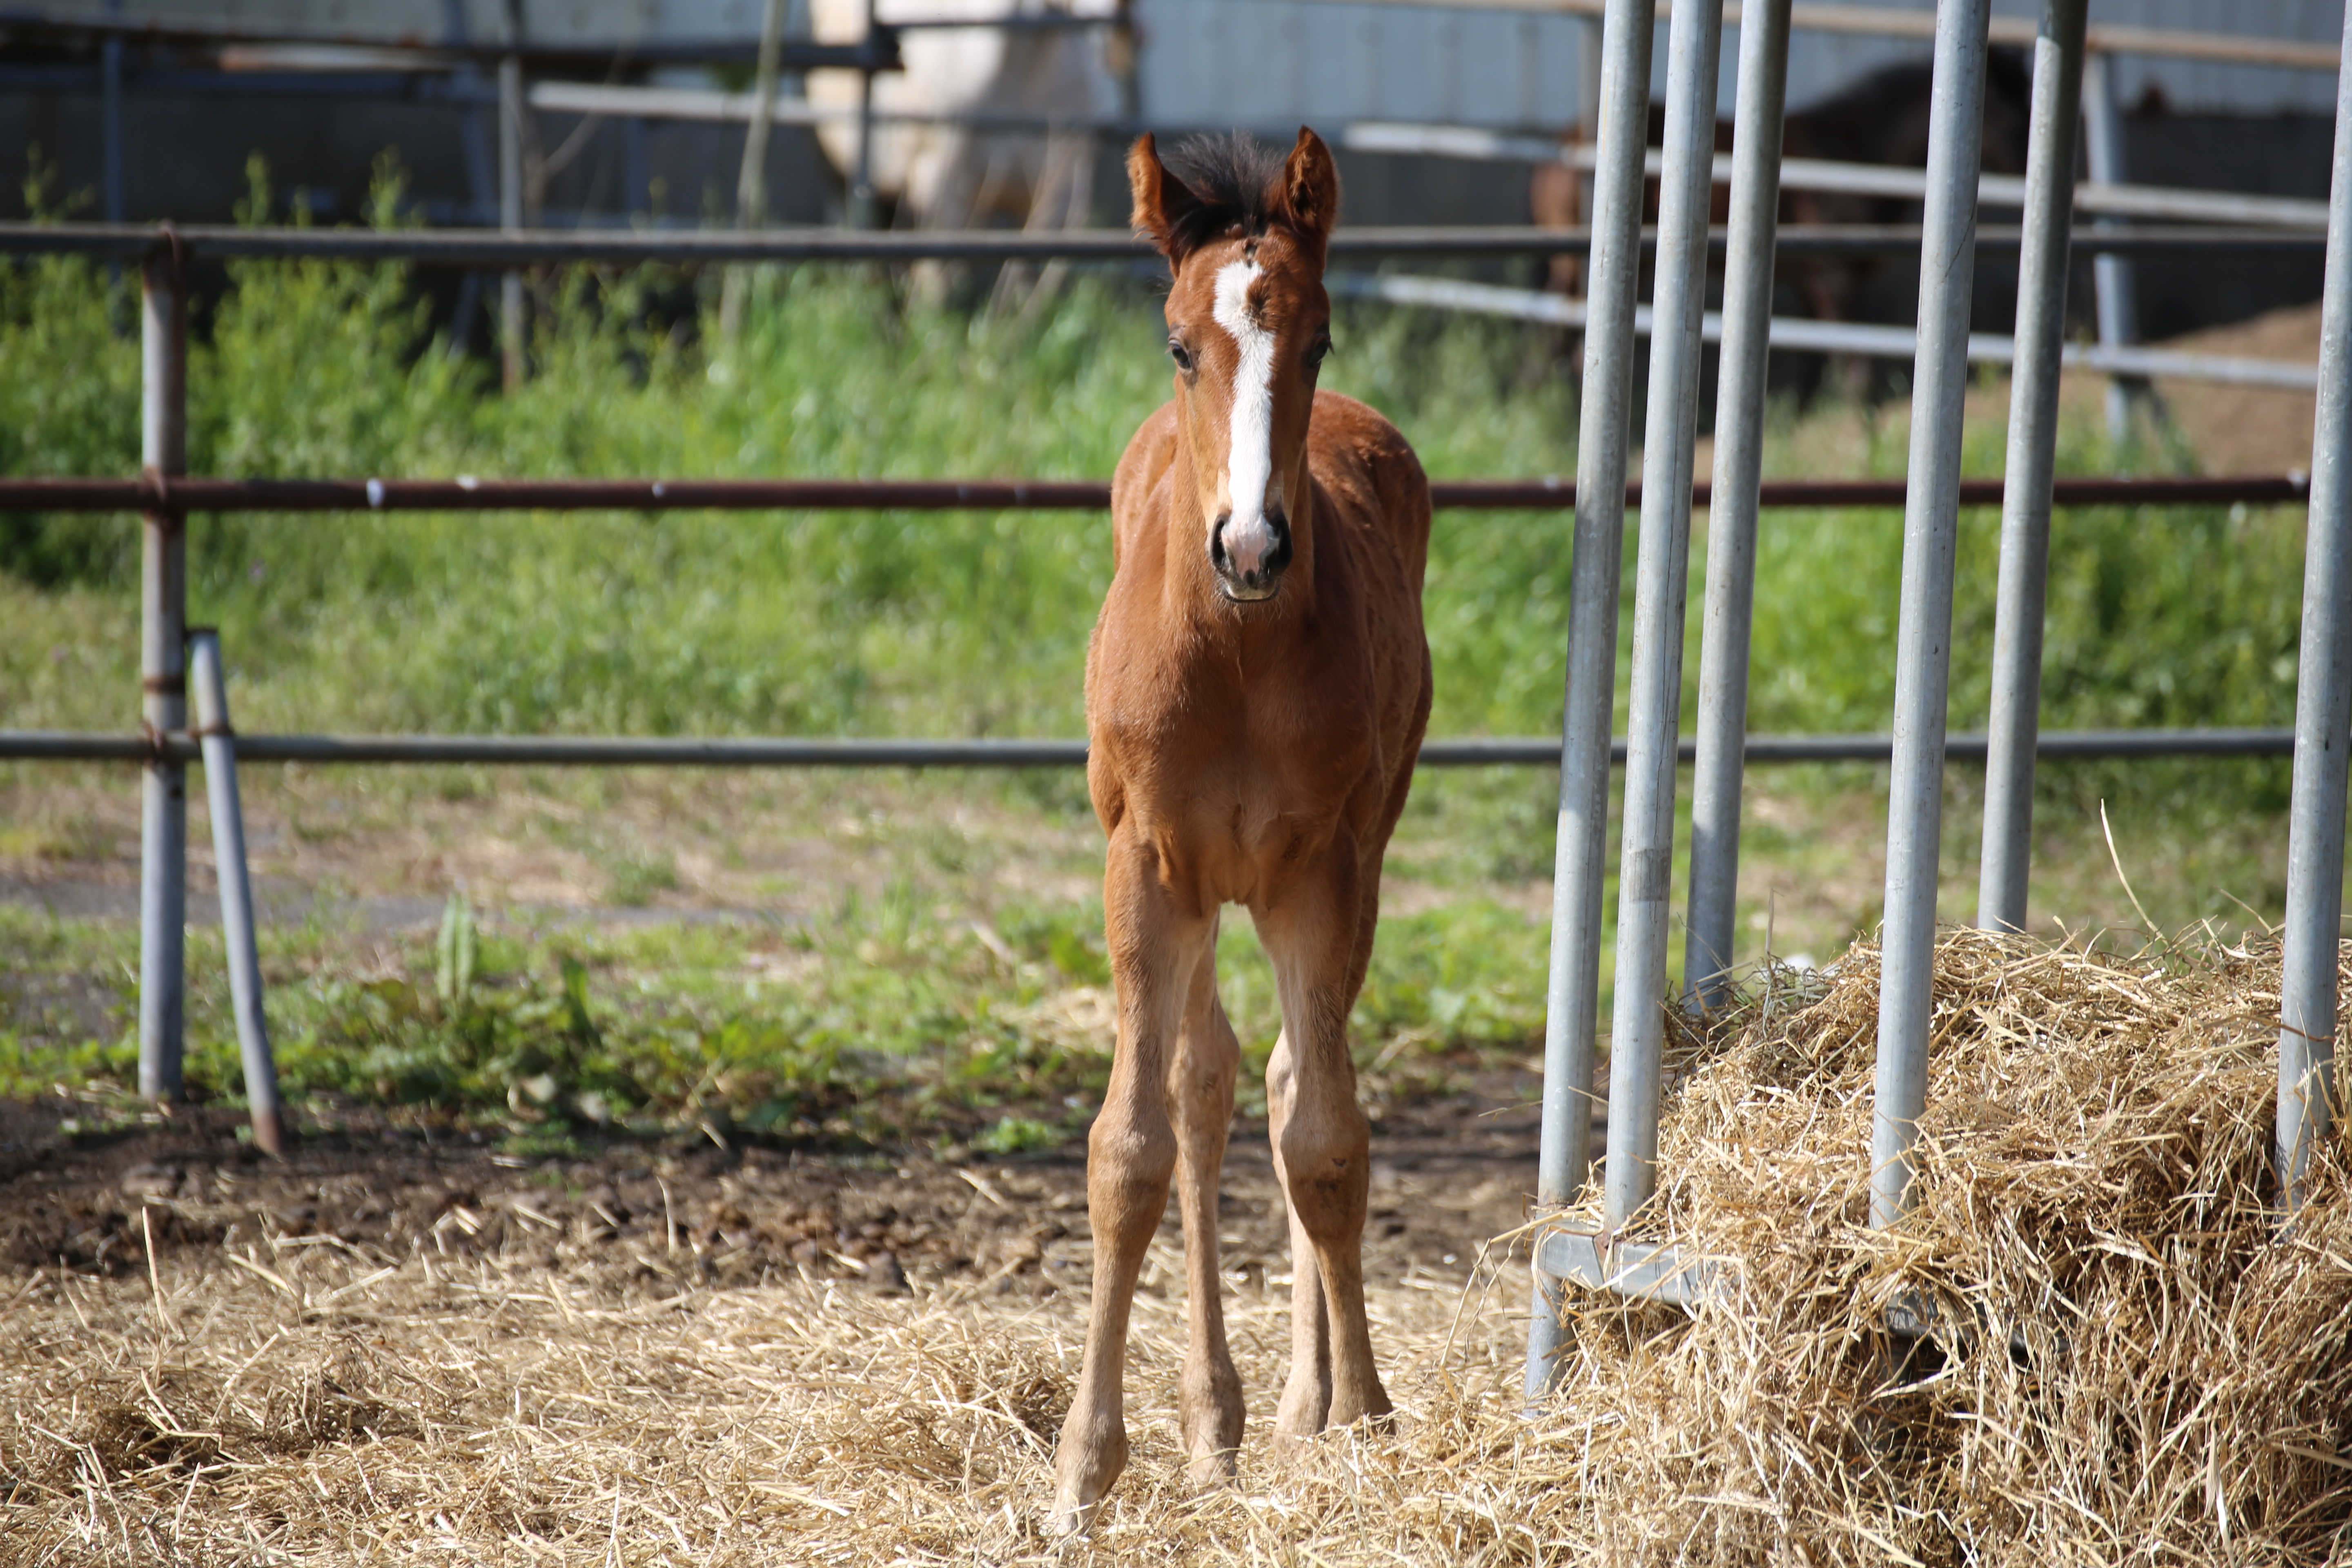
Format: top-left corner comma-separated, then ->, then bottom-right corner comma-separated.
38,0 -> 2345,121
1133,0 -> 2344,128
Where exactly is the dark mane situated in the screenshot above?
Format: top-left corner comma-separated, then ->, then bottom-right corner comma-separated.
1159,132 -> 1292,256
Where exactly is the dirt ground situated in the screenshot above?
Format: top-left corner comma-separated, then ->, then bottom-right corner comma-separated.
2142,301 -> 2325,475
0,1076 -> 1552,1305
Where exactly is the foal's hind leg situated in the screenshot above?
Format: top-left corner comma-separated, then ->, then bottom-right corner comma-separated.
1257,845 -> 1392,1451
1266,1023 -> 1335,1449
1168,938 -> 1244,1485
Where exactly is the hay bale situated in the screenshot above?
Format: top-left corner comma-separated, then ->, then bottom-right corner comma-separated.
1535,929 -> 2352,1565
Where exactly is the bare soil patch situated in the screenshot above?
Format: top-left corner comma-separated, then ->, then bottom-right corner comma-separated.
0,1077 -> 1542,1302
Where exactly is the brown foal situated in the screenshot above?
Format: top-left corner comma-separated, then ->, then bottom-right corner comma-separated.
1049,127 -> 1432,1535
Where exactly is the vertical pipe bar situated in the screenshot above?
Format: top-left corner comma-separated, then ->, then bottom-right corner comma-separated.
624,115 -> 649,218
100,31 -> 127,317
1523,0 -> 1656,1403
188,631 -> 285,1158
1577,15 -> 1606,145
442,0 -> 492,357
101,36 -> 125,225
499,52 -> 526,392
2275,0 -> 2352,1216
1870,0 -> 1993,1231
721,0 -> 790,339
1603,0 -> 1725,1230
136,247 -> 187,1104
1977,0 -> 2087,935
849,2 -> 879,233
2082,50 -> 2143,448
1683,0 -> 1793,1008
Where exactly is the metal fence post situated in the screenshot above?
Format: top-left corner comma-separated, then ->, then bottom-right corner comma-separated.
188,631 -> 285,1158
1871,0 -> 1993,1230
136,243 -> 188,1103
2275,0 -> 2352,1216
2082,50 -> 2145,448
1683,0 -> 1793,1008
849,0 -> 880,231
1523,0 -> 1656,1403
1977,0 -> 2088,935
1603,0 -> 1726,1229
499,51 -> 526,390
721,0 -> 790,340
100,35 -> 125,225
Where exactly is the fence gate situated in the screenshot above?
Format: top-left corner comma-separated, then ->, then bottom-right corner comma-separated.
1523,0 -> 2352,1390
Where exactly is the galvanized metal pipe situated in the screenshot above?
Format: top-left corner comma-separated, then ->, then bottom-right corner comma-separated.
719,0 -> 790,339
0,221 -> 2320,268
2082,51 -> 2145,446
849,0 -> 879,230
7,4 -> 2332,76
1525,0 -> 1655,1404
2275,0 -> 2352,1216
1978,0 -> 2087,935
1345,120 -> 2336,231
188,631 -> 285,1158
499,51 -> 526,390
1604,0 -> 1726,1229
1339,270 -> 2322,390
136,248 -> 188,1104
100,35 -> 125,226
1683,0 -> 1792,1009
0,725 -> 2307,768
1871,0 -> 1994,1231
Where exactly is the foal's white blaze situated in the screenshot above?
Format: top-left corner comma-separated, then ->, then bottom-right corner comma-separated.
1212,256 -> 1283,587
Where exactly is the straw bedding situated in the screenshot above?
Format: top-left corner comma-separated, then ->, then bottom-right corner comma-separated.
1,931 -> 2345,1564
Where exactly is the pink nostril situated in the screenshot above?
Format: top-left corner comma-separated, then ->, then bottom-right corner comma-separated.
1219,515 -> 1280,578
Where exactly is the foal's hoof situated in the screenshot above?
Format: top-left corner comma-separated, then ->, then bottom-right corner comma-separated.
1183,1444 -> 1239,1490
1044,1495 -> 1099,1540
1048,1420 -> 1126,1539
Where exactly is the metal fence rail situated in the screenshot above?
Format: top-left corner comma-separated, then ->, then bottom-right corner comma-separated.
1345,123 -> 2338,232
0,727 -> 2301,769
1343,272 -> 2324,390
0,473 -> 2311,514
0,220 -> 2321,268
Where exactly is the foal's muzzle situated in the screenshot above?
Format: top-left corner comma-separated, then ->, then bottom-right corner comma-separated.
1211,507 -> 1293,601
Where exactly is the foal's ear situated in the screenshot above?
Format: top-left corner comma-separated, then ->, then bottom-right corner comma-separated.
1272,127 -> 1341,259
1128,134 -> 1206,269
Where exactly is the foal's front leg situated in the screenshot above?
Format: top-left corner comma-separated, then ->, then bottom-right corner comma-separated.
1049,828 -> 1206,1536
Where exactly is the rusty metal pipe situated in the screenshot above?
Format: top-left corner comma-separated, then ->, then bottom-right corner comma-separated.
0,474 -> 2310,514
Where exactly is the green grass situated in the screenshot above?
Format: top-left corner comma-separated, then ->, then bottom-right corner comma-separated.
0,162 -> 2317,1139
0,882 -> 1548,1147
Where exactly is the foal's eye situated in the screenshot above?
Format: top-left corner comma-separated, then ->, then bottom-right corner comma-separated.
1167,338 -> 1194,373
1305,334 -> 1333,371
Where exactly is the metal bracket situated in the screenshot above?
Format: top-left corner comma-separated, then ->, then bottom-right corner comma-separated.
1535,1221 -> 1955,1344
1532,1223 -> 1723,1311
